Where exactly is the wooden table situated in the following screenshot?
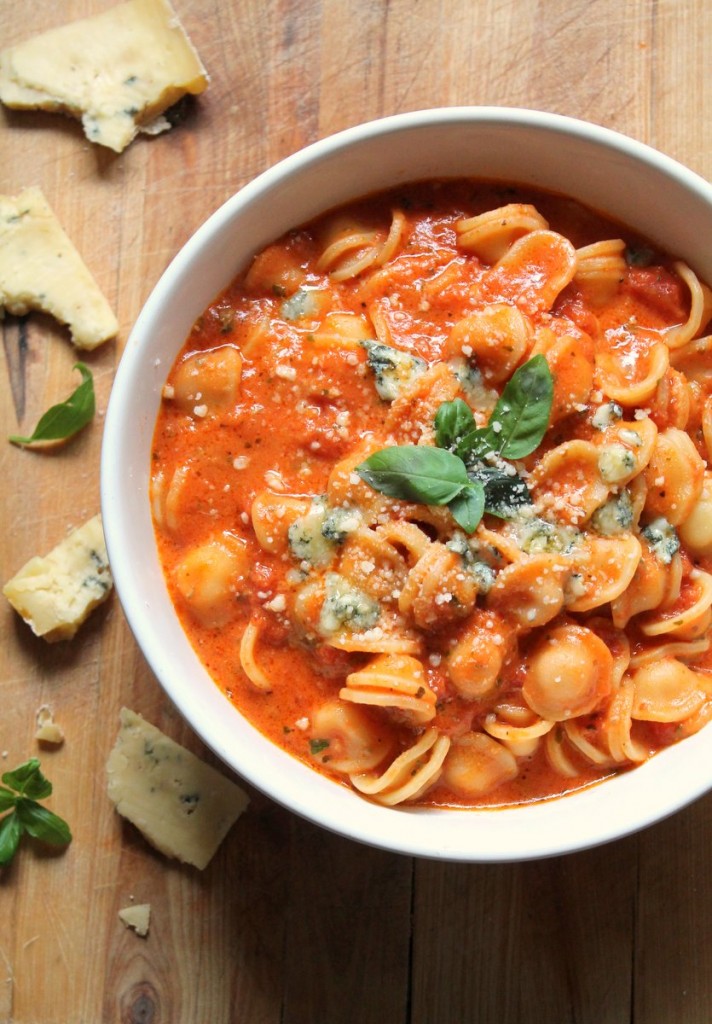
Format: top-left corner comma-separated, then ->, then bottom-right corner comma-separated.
1,1 -> 711,1021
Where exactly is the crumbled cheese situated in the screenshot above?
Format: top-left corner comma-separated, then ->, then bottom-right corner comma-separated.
3,513 -> 112,641
513,515 -> 579,555
591,401 -> 623,431
598,444 -> 635,483
275,364 -> 297,380
34,705 -> 64,745
361,339 -> 426,401
264,470 -> 285,491
642,517 -> 680,564
288,497 -> 335,567
448,356 -> 498,411
318,572 -> 380,636
591,489 -> 634,536
265,594 -> 286,613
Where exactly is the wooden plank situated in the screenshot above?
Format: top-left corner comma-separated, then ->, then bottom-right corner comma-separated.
1,0 -> 712,1021
635,794 -> 712,1024
411,837 -> 637,1024
282,819 -> 412,1024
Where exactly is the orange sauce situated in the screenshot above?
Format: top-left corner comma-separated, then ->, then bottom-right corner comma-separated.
151,180 -> 711,809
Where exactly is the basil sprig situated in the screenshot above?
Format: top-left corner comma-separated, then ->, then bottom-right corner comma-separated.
9,362 -> 95,446
357,445 -> 486,532
0,759 -> 72,866
436,355 -> 554,461
357,355 -> 553,533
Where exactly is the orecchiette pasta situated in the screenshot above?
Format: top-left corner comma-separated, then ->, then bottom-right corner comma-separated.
168,344 -> 243,417
152,180 -> 712,811
173,532 -> 248,628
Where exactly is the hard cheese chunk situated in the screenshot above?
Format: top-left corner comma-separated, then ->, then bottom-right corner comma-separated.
3,513 -> 112,641
106,708 -> 249,869
118,903 -> 151,937
0,188 -> 118,349
0,0 -> 208,153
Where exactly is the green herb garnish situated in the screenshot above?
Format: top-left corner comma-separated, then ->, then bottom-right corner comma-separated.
434,398 -> 476,456
309,739 -> 331,756
466,465 -> 533,518
357,355 -> 553,533
458,354 -> 554,460
0,759 -> 72,866
9,362 -> 95,446
625,243 -> 655,268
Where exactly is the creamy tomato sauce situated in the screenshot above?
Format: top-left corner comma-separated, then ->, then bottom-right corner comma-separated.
151,181 -> 712,809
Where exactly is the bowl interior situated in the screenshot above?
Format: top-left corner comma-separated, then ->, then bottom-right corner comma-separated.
102,108 -> 712,861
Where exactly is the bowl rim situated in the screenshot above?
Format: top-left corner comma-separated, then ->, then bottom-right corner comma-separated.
101,106 -> 712,862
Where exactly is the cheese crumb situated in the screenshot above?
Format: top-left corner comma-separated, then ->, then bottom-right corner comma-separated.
118,903 -> 151,938
275,364 -> 297,380
35,705 -> 64,745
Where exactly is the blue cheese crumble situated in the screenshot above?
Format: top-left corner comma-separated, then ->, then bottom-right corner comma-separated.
318,572 -> 380,635
642,517 -> 680,564
361,340 -> 426,401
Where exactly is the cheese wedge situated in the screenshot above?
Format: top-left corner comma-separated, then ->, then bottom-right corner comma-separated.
107,708 -> 249,869
3,513 -> 113,641
0,188 -> 118,349
0,0 -> 208,153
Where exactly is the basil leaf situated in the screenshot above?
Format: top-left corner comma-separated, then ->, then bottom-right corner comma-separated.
9,362 -> 95,446
19,767 -> 53,801
457,426 -> 496,461
434,399 -> 476,452
0,787 -> 17,813
448,482 -> 485,533
468,466 -> 533,518
0,812 -> 22,866
15,800 -> 72,847
357,446 -> 469,505
2,758 -> 42,793
484,354 -> 554,459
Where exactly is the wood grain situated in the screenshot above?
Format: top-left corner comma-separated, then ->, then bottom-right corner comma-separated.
0,1 -> 711,1022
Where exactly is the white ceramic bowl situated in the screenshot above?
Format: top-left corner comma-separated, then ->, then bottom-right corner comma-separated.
101,107 -> 712,861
